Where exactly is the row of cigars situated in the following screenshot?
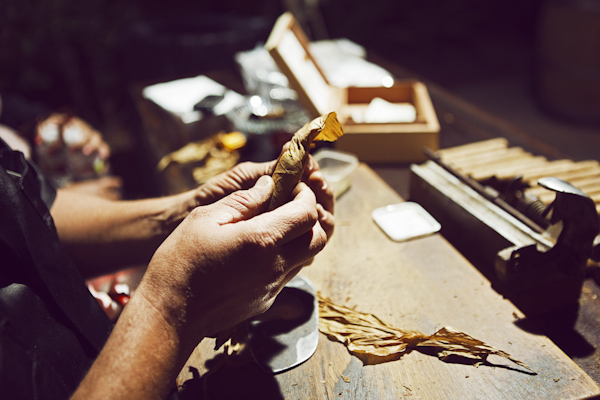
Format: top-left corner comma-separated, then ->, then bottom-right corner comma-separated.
436,138 -> 600,214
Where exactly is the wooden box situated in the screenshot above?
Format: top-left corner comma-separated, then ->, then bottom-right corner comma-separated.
265,12 -> 440,163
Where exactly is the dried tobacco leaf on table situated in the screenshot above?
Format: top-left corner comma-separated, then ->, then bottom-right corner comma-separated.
192,147 -> 239,184
318,293 -> 534,373
156,140 -> 213,172
268,112 -> 344,210
156,132 -> 245,182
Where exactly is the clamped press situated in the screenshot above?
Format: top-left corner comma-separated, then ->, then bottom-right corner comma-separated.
496,177 -> 600,316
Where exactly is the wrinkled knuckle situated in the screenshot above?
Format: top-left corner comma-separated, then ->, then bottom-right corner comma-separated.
254,226 -> 280,248
236,161 -> 253,170
314,228 -> 328,252
303,203 -> 319,226
241,227 -> 277,255
322,214 -> 335,236
188,206 -> 207,219
230,189 -> 257,209
234,161 -> 254,178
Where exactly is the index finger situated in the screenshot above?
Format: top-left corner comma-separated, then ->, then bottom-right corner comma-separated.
253,181 -> 320,246
304,155 -> 335,214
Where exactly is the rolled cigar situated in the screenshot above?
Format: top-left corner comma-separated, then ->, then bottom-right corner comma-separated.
268,112 -> 344,210
438,138 -> 508,159
452,147 -> 526,169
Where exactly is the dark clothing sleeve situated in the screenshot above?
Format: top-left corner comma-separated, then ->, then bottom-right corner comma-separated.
0,139 -> 182,400
0,139 -> 113,398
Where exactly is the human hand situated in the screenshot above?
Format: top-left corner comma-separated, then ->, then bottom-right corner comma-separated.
71,150 -> 335,399
194,146 -> 335,239
36,113 -> 111,159
303,153 -> 335,240
139,173 -> 330,351
194,160 -> 275,205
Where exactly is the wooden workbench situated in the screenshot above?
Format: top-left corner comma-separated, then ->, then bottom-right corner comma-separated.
367,54 -> 600,385
177,164 -> 600,399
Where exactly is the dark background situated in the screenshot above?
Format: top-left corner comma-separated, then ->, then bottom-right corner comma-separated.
0,0 -> 543,125
1,0 -> 598,194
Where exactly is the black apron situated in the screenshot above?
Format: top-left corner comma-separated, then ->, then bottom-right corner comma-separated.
0,139 -> 113,398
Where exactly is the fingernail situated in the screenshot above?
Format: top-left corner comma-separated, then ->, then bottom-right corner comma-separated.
316,203 -> 325,216
255,175 -> 272,188
320,178 -> 328,191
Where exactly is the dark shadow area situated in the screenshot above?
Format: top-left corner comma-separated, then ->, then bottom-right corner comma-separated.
178,362 -> 285,400
0,1 -> 285,198
178,286 -> 316,398
119,14 -> 273,85
515,304 -> 596,360
416,346 -> 537,376
322,0 -> 543,88
448,240 -> 599,378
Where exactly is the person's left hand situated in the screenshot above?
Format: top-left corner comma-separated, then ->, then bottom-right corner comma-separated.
194,151 -> 335,240
195,160 -> 275,206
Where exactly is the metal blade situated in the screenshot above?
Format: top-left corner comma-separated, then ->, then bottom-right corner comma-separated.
247,275 -> 319,374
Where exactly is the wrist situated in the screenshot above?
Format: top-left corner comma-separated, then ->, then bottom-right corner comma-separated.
151,190 -> 202,236
134,284 -> 200,361
73,280 -> 196,400
136,260 -> 208,353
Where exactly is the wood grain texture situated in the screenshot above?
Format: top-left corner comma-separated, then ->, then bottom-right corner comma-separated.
178,164 -> 600,400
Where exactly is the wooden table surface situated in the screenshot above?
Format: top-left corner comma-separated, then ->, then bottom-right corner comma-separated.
370,54 -> 600,385
177,164 -> 600,400
130,53 -> 600,396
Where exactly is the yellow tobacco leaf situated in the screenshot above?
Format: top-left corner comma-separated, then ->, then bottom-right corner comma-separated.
317,293 -> 534,372
156,140 -> 213,172
268,112 -> 344,210
157,132 -> 245,172
313,112 -> 344,142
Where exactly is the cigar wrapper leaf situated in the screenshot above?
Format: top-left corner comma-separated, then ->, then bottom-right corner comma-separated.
268,112 -> 344,210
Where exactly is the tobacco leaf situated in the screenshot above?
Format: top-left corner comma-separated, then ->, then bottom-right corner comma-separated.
157,140 -> 213,171
318,293 -> 534,373
192,147 -> 239,184
156,132 -> 244,175
268,112 -> 344,210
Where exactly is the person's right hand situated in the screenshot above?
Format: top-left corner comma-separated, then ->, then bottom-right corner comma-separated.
136,173 -> 330,353
71,153 -> 334,400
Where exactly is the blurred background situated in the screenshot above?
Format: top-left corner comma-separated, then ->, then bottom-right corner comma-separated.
1,0 -> 598,196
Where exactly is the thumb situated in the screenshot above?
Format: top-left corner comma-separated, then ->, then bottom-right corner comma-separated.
210,175 -> 274,225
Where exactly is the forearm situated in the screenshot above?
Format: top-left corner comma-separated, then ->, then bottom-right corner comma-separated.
51,189 -> 201,277
71,281 -> 198,399
71,171 -> 332,399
